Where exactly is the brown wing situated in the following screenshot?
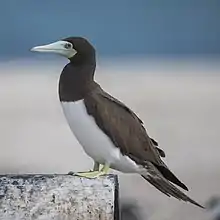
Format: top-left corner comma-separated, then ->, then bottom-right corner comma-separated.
95,89 -> 166,157
84,87 -> 163,166
100,93 -> 167,157
100,92 -> 166,158
85,87 -> 188,189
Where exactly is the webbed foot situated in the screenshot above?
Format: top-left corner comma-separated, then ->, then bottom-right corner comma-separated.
72,164 -> 110,179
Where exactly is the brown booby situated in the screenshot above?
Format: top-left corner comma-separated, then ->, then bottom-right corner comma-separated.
31,37 -> 204,208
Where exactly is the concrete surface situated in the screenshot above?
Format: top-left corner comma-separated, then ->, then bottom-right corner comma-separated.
0,174 -> 118,220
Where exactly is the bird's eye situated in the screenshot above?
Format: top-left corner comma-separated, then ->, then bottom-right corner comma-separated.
64,43 -> 72,49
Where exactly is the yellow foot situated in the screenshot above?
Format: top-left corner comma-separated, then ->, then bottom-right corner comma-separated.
73,164 -> 110,179
74,170 -> 106,179
68,170 -> 93,175
68,162 -> 100,174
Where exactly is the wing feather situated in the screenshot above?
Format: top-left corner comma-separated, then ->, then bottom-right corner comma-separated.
84,88 -> 162,165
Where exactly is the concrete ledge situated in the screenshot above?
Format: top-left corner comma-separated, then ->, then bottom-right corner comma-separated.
0,174 -> 119,220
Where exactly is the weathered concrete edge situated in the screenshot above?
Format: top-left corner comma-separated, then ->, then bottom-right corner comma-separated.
113,174 -> 120,220
0,173 -> 120,219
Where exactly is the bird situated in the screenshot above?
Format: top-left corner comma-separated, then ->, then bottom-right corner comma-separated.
31,36 -> 204,208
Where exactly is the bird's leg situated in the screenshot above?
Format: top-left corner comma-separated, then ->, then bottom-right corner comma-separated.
92,161 -> 100,171
88,161 -> 100,171
73,164 -> 110,179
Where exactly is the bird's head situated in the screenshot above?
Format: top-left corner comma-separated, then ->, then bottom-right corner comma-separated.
31,37 -> 95,60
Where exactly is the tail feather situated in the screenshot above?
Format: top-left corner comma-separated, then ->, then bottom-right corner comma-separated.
154,164 -> 188,191
141,163 -> 204,209
150,138 -> 166,158
145,177 -> 171,197
155,147 -> 166,157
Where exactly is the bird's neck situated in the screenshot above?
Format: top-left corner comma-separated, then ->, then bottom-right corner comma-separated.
69,51 -> 95,65
58,59 -> 98,102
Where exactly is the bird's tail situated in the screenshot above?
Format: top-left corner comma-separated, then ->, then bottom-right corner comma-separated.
153,164 -> 188,191
141,163 -> 205,209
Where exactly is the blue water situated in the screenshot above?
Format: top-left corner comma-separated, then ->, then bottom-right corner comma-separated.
1,0 -> 220,58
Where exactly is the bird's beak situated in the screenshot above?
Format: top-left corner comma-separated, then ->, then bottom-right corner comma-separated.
31,41 -> 65,53
30,40 -> 77,58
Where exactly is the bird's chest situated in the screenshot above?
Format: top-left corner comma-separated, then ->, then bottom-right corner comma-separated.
60,100 -> 120,164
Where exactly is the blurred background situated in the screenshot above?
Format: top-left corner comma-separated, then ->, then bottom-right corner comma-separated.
0,1 -> 220,219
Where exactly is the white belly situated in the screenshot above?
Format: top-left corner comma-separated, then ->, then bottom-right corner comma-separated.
61,100 -> 140,173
